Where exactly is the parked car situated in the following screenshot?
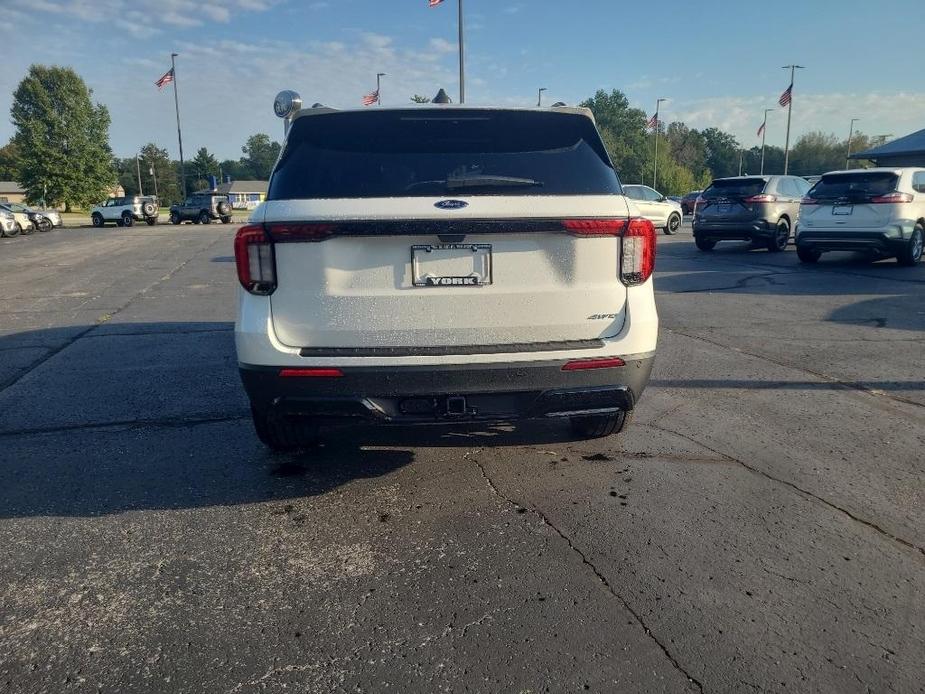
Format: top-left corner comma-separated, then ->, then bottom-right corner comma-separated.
0,205 -> 35,236
235,102 -> 659,450
622,184 -> 683,234
90,196 -> 159,227
692,175 -> 811,252
0,209 -> 20,237
680,190 -> 702,215
795,168 -> 925,266
1,202 -> 61,231
169,193 -> 233,224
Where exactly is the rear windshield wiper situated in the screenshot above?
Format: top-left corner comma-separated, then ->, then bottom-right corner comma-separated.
405,175 -> 543,192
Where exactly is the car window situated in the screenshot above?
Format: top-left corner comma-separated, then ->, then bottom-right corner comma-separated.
622,186 -> 644,200
270,109 -> 622,199
778,178 -> 799,198
807,172 -> 899,201
912,171 -> 925,193
644,187 -> 663,201
702,178 -> 767,199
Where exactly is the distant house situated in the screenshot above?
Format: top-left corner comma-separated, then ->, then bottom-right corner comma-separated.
215,180 -> 269,210
850,128 -> 925,168
0,181 -> 26,204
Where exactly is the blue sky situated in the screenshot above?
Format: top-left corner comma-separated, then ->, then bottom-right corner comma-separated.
2,0 -> 924,160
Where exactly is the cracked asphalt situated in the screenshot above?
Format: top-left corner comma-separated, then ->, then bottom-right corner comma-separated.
0,223 -> 923,693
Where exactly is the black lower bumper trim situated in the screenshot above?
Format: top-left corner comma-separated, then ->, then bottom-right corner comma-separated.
239,354 -> 654,425
796,232 -> 904,254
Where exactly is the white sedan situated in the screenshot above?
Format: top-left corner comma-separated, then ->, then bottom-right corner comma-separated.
622,184 -> 684,235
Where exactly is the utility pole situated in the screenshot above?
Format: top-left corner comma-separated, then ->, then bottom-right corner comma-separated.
170,53 -> 186,198
781,64 -> 804,175
149,163 -> 158,201
458,0 -> 465,103
760,108 -> 774,175
652,97 -> 667,189
135,155 -> 143,196
376,72 -> 386,105
845,118 -> 860,169
738,149 -> 744,176
537,87 -> 547,107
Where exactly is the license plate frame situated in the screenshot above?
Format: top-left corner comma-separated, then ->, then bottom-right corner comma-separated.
411,243 -> 493,288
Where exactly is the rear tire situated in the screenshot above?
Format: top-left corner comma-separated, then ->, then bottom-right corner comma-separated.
121,212 -> 134,228
199,211 -> 211,225
797,246 -> 821,264
3,223 -> 21,238
91,212 -> 104,227
664,212 -> 681,235
169,211 -> 180,225
570,411 -> 628,439
695,236 -> 716,251
897,225 -> 923,266
221,215 -> 232,224
145,217 -> 157,226
36,217 -> 52,232
767,218 -> 789,252
251,407 -> 318,452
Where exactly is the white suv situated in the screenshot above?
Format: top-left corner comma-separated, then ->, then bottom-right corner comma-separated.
622,184 -> 684,234
90,196 -> 159,227
234,103 -> 659,450
796,168 -> 925,266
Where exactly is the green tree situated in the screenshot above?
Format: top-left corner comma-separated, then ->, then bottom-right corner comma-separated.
191,146 -> 220,179
410,94 -> 431,103
11,65 -> 116,209
240,133 -> 281,180
115,157 -> 140,196
701,127 -> 741,179
579,89 -> 650,184
220,158 -> 252,181
0,141 -> 22,181
140,143 -> 180,204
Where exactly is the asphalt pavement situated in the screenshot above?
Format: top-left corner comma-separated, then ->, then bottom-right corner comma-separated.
0,222 -> 923,693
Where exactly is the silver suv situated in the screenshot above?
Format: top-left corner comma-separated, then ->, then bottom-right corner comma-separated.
693,175 -> 811,252
796,168 -> 925,266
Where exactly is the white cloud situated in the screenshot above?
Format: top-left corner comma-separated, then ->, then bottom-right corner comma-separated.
429,37 -> 457,54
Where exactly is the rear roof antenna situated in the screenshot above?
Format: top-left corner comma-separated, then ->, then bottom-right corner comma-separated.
432,88 -> 452,104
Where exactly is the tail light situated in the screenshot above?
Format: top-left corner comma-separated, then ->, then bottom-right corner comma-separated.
743,194 -> 777,203
562,219 -> 628,236
620,218 -> 656,286
234,224 -> 276,295
870,192 -> 913,204
800,196 -> 820,205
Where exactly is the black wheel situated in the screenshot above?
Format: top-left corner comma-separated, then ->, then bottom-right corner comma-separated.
91,212 -> 104,227
121,212 -> 134,228
570,411 -> 628,439
767,218 -> 789,252
35,216 -> 52,232
3,222 -> 21,238
220,215 -> 232,224
145,217 -> 157,226
664,212 -> 681,235
897,225 -> 924,267
199,210 -> 211,225
797,246 -> 821,264
169,211 -> 180,225
251,407 -> 318,451
695,236 -> 716,251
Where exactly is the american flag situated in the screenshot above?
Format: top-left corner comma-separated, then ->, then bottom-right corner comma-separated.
155,68 -> 174,90
429,0 -> 445,6
757,121 -> 766,137
646,114 -> 658,130
362,89 -> 379,106
778,82 -> 793,107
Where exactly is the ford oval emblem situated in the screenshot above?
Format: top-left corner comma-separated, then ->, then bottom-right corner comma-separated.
434,199 -> 468,210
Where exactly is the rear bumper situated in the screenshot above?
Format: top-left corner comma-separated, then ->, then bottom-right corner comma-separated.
239,353 -> 654,425
795,229 -> 905,254
692,218 -> 773,240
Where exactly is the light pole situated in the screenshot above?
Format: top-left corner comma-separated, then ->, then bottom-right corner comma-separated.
135,154 -> 144,196
760,108 -> 774,175
149,162 -> 158,201
376,72 -> 386,105
781,64 -> 804,175
458,0 -> 465,103
652,97 -> 667,189
537,87 -> 547,107
845,118 -> 860,169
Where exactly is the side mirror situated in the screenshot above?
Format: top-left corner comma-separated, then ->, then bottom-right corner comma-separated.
658,196 -> 667,202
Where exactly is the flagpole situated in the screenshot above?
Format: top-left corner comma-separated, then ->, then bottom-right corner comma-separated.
376,72 -> 386,106
171,53 -> 186,198
760,108 -> 773,175
781,64 -> 804,175
652,97 -> 666,189
458,0 -> 465,103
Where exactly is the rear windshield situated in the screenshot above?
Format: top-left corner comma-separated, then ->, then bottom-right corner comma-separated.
268,109 -> 622,199
702,178 -> 767,199
807,172 -> 898,201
